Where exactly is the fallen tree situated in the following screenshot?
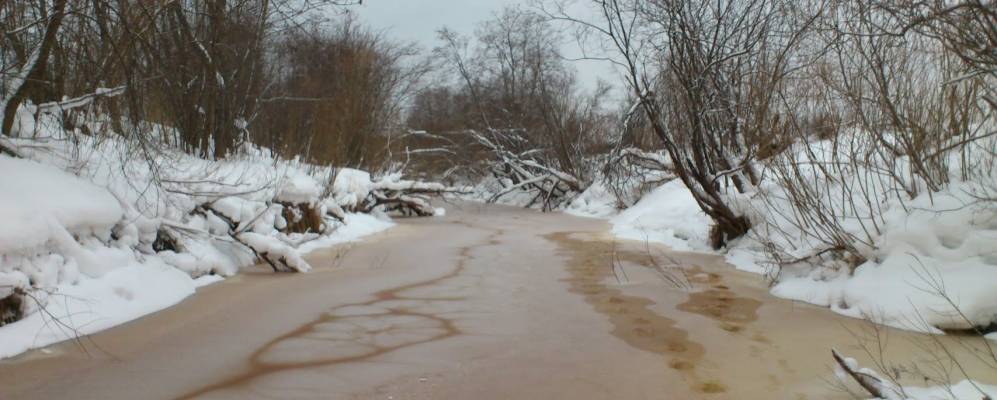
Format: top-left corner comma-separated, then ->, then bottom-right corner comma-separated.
472,130 -> 584,211
334,168 -> 469,217
360,175 -> 469,216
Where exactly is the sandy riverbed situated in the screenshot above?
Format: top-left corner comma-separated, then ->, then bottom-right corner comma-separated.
1,203 -> 993,399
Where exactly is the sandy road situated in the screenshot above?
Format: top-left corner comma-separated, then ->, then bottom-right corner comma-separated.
1,203 -> 993,399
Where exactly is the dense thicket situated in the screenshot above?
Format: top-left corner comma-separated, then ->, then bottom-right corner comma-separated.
531,0 -> 995,249
1,0 -> 411,167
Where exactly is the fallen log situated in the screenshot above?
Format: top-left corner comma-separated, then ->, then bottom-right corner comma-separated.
200,201 -> 311,273
831,349 -> 892,399
358,176 -> 468,217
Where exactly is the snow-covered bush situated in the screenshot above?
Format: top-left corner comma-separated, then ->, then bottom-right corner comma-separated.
333,168 -> 374,211
737,132 -> 997,332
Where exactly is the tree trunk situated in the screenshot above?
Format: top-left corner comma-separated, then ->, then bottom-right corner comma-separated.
2,0 -> 69,136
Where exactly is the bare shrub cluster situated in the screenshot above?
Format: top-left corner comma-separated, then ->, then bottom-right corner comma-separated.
749,0 -> 997,273
1,0 -> 416,169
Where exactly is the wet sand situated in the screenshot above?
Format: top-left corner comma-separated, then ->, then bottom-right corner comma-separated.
1,203 -> 994,399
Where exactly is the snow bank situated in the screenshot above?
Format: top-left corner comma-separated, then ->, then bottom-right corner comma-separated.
769,181 -> 997,332
333,168 -> 373,210
0,155 -> 132,303
565,179 -> 618,218
609,179 -> 712,252
897,380 -> 997,400
582,135 -> 997,334
0,112 -> 405,359
0,259 -> 195,359
0,156 -> 122,254
276,172 -> 322,204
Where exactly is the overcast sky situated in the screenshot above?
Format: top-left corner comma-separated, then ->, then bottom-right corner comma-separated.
351,0 -> 619,95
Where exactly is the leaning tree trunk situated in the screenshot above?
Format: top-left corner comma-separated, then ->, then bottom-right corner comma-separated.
1,0 -> 69,136
640,95 -> 751,248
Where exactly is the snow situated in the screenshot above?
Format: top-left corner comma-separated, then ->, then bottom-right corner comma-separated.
608,179 -> 712,252
574,135 -> 997,333
0,112 -> 405,359
0,259 -> 195,359
0,155 -> 122,254
565,179 -> 618,218
898,380 -> 997,400
298,213 -> 395,254
192,274 -> 225,288
333,168 -> 373,210
276,172 -> 322,204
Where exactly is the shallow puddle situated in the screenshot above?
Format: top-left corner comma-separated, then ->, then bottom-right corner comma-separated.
547,231 -> 770,395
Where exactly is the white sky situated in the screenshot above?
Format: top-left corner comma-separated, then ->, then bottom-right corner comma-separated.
352,0 -> 619,95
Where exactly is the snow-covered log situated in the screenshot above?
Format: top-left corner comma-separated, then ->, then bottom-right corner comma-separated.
331,169 -> 466,217
323,199 -> 347,223
33,86 -> 127,116
360,174 -> 469,216
201,201 -> 312,273
831,349 -> 895,399
487,159 -> 582,212
234,232 -> 311,273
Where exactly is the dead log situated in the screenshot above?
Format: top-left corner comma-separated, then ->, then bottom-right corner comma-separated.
370,192 -> 436,217
233,232 -> 310,273
359,177 -> 468,217
199,202 -> 310,273
831,349 -> 890,399
325,201 -> 346,223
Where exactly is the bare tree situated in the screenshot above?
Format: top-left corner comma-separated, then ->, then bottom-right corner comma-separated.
406,7 -> 613,210
1,0 -> 69,139
542,0 -> 812,247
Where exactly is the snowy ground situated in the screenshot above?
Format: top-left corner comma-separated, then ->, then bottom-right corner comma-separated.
567,141 -> 997,399
568,146 -> 997,335
0,151 -> 396,359
572,177 -> 997,333
0,112 -> 408,359
568,170 -> 996,399
0,211 -> 392,360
